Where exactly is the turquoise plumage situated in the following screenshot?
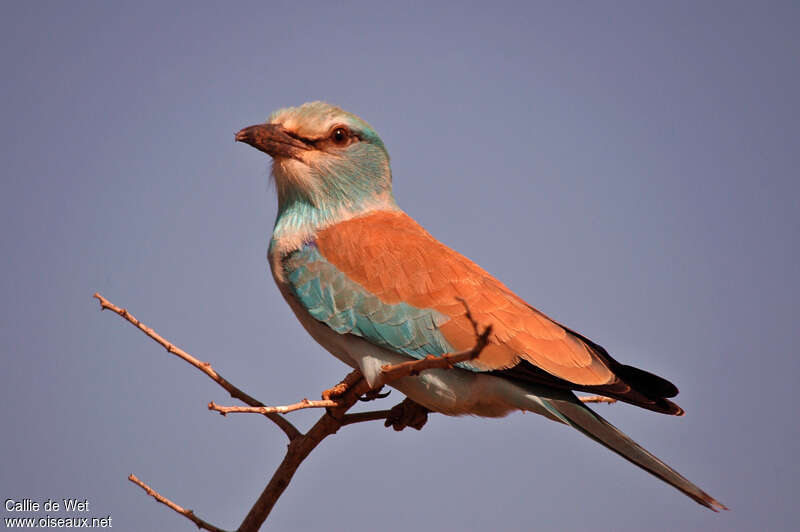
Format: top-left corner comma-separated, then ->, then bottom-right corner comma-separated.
284,243 -> 452,359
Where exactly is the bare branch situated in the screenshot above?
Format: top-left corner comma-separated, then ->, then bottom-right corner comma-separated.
93,293 -> 300,441
99,293 -> 494,532
208,399 -> 339,416
210,404 -> 399,427
380,324 -> 492,381
339,409 -> 393,426
579,395 -> 617,404
128,474 -> 228,532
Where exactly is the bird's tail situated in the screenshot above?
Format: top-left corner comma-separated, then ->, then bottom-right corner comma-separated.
535,395 -> 727,511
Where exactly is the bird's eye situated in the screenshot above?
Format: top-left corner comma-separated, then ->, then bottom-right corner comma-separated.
331,127 -> 350,145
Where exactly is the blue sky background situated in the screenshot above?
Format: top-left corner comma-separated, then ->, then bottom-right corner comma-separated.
2,1 -> 798,530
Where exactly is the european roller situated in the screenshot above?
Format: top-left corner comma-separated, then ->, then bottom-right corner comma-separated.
235,101 -> 725,511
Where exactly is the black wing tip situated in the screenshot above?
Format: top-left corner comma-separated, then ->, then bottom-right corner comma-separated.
491,360 -> 687,416
656,398 -> 685,416
618,364 -> 680,398
626,396 -> 685,416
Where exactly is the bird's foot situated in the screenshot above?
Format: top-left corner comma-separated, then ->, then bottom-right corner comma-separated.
385,398 -> 429,431
359,387 -> 391,402
321,369 -> 363,401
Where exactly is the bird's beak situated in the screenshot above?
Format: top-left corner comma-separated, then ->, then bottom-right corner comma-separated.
235,123 -> 310,159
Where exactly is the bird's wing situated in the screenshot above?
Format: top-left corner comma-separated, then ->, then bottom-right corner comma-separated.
283,210 -> 681,414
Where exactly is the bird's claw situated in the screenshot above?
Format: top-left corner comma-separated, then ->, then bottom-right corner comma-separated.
385,398 -> 429,431
359,388 -> 391,402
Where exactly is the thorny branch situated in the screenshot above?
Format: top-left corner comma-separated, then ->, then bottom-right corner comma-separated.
94,292 -> 615,531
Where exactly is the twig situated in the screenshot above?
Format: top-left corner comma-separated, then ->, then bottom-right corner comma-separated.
128,474 -> 228,532
579,395 -> 617,404
456,296 -> 483,337
340,410 -> 393,426
379,298 -> 491,382
208,399 -> 339,416
380,325 -> 492,381
92,293 -> 300,441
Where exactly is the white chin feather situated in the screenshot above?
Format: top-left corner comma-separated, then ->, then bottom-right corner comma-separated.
271,157 -> 318,199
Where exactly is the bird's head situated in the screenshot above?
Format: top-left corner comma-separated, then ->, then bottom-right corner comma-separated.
236,102 -> 394,214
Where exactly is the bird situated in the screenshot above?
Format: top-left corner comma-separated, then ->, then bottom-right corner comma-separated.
235,101 -> 726,511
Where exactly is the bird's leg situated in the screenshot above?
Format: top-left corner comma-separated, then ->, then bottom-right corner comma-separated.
321,369 -> 364,401
384,397 -> 430,431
